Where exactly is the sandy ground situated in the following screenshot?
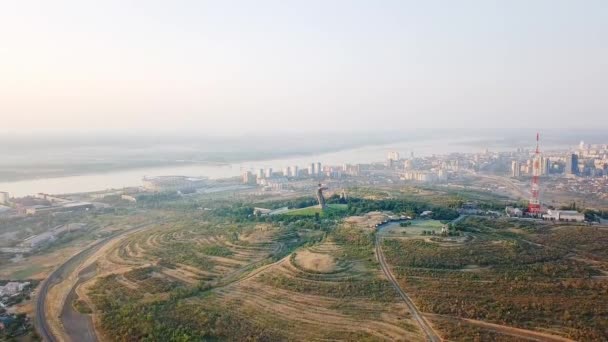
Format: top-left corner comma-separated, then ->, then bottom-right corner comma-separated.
344,211 -> 389,229
294,250 -> 337,273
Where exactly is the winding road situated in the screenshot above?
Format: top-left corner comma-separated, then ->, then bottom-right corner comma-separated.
375,224 -> 442,342
34,221 -> 159,342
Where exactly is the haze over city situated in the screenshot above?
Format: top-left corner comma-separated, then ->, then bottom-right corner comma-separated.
2,0 -> 607,134
1,2 -> 608,342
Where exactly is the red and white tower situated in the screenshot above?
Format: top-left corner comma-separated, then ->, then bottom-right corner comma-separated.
528,133 -> 541,215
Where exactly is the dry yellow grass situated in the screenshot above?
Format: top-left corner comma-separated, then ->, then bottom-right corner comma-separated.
294,250 -> 337,273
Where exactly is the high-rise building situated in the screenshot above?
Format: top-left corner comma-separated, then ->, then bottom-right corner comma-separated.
541,157 -> 551,175
308,163 -> 315,176
511,161 -> 521,178
0,192 -> 9,205
316,162 -> 322,176
283,167 -> 290,177
566,154 -> 579,175
265,168 -> 273,178
292,165 -> 299,177
242,171 -> 255,185
387,152 -> 400,168
257,168 -> 265,179
404,159 -> 413,170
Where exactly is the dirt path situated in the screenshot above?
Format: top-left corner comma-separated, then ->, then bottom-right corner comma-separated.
428,314 -> 575,342
375,229 -> 442,342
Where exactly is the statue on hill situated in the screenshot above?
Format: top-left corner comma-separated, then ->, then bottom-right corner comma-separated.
316,183 -> 328,209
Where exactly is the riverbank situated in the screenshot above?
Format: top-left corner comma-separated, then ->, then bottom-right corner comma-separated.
0,136 -> 504,197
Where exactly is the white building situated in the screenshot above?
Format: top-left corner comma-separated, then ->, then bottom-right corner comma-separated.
0,192 -> 9,205
265,177 -> 288,191
505,206 -> 523,217
543,210 -> 585,222
387,151 -> 400,161
291,165 -> 299,177
404,160 -> 414,170
121,195 -> 137,202
265,168 -> 273,178
511,161 -> 521,178
401,171 -> 441,183
0,281 -> 31,296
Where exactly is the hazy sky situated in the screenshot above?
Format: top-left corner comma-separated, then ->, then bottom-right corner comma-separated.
1,1 -> 606,134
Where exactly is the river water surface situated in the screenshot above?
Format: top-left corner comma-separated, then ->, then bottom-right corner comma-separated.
0,138 -> 518,196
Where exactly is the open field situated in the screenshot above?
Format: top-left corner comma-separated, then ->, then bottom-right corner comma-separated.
380,216 -> 608,341
381,219 -> 445,237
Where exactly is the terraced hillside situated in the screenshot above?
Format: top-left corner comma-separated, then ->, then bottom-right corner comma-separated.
97,222 -> 290,286
213,239 -> 424,341
80,213 -> 427,341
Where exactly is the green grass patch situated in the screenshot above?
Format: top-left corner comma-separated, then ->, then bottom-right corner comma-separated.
283,204 -> 348,217
10,265 -> 46,279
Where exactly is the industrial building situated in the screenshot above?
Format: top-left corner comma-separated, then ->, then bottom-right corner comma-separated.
19,223 -> 86,249
20,202 -> 93,215
543,210 -> 585,222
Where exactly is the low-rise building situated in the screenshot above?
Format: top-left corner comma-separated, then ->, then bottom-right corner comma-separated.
0,282 -> 30,296
543,210 -> 585,222
121,195 -> 137,202
505,206 -> 523,217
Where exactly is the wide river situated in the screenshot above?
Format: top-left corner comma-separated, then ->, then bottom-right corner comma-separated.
0,138 -> 510,197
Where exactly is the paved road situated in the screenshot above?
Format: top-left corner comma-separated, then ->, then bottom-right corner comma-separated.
375,226 -> 442,342
34,222 -> 158,342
